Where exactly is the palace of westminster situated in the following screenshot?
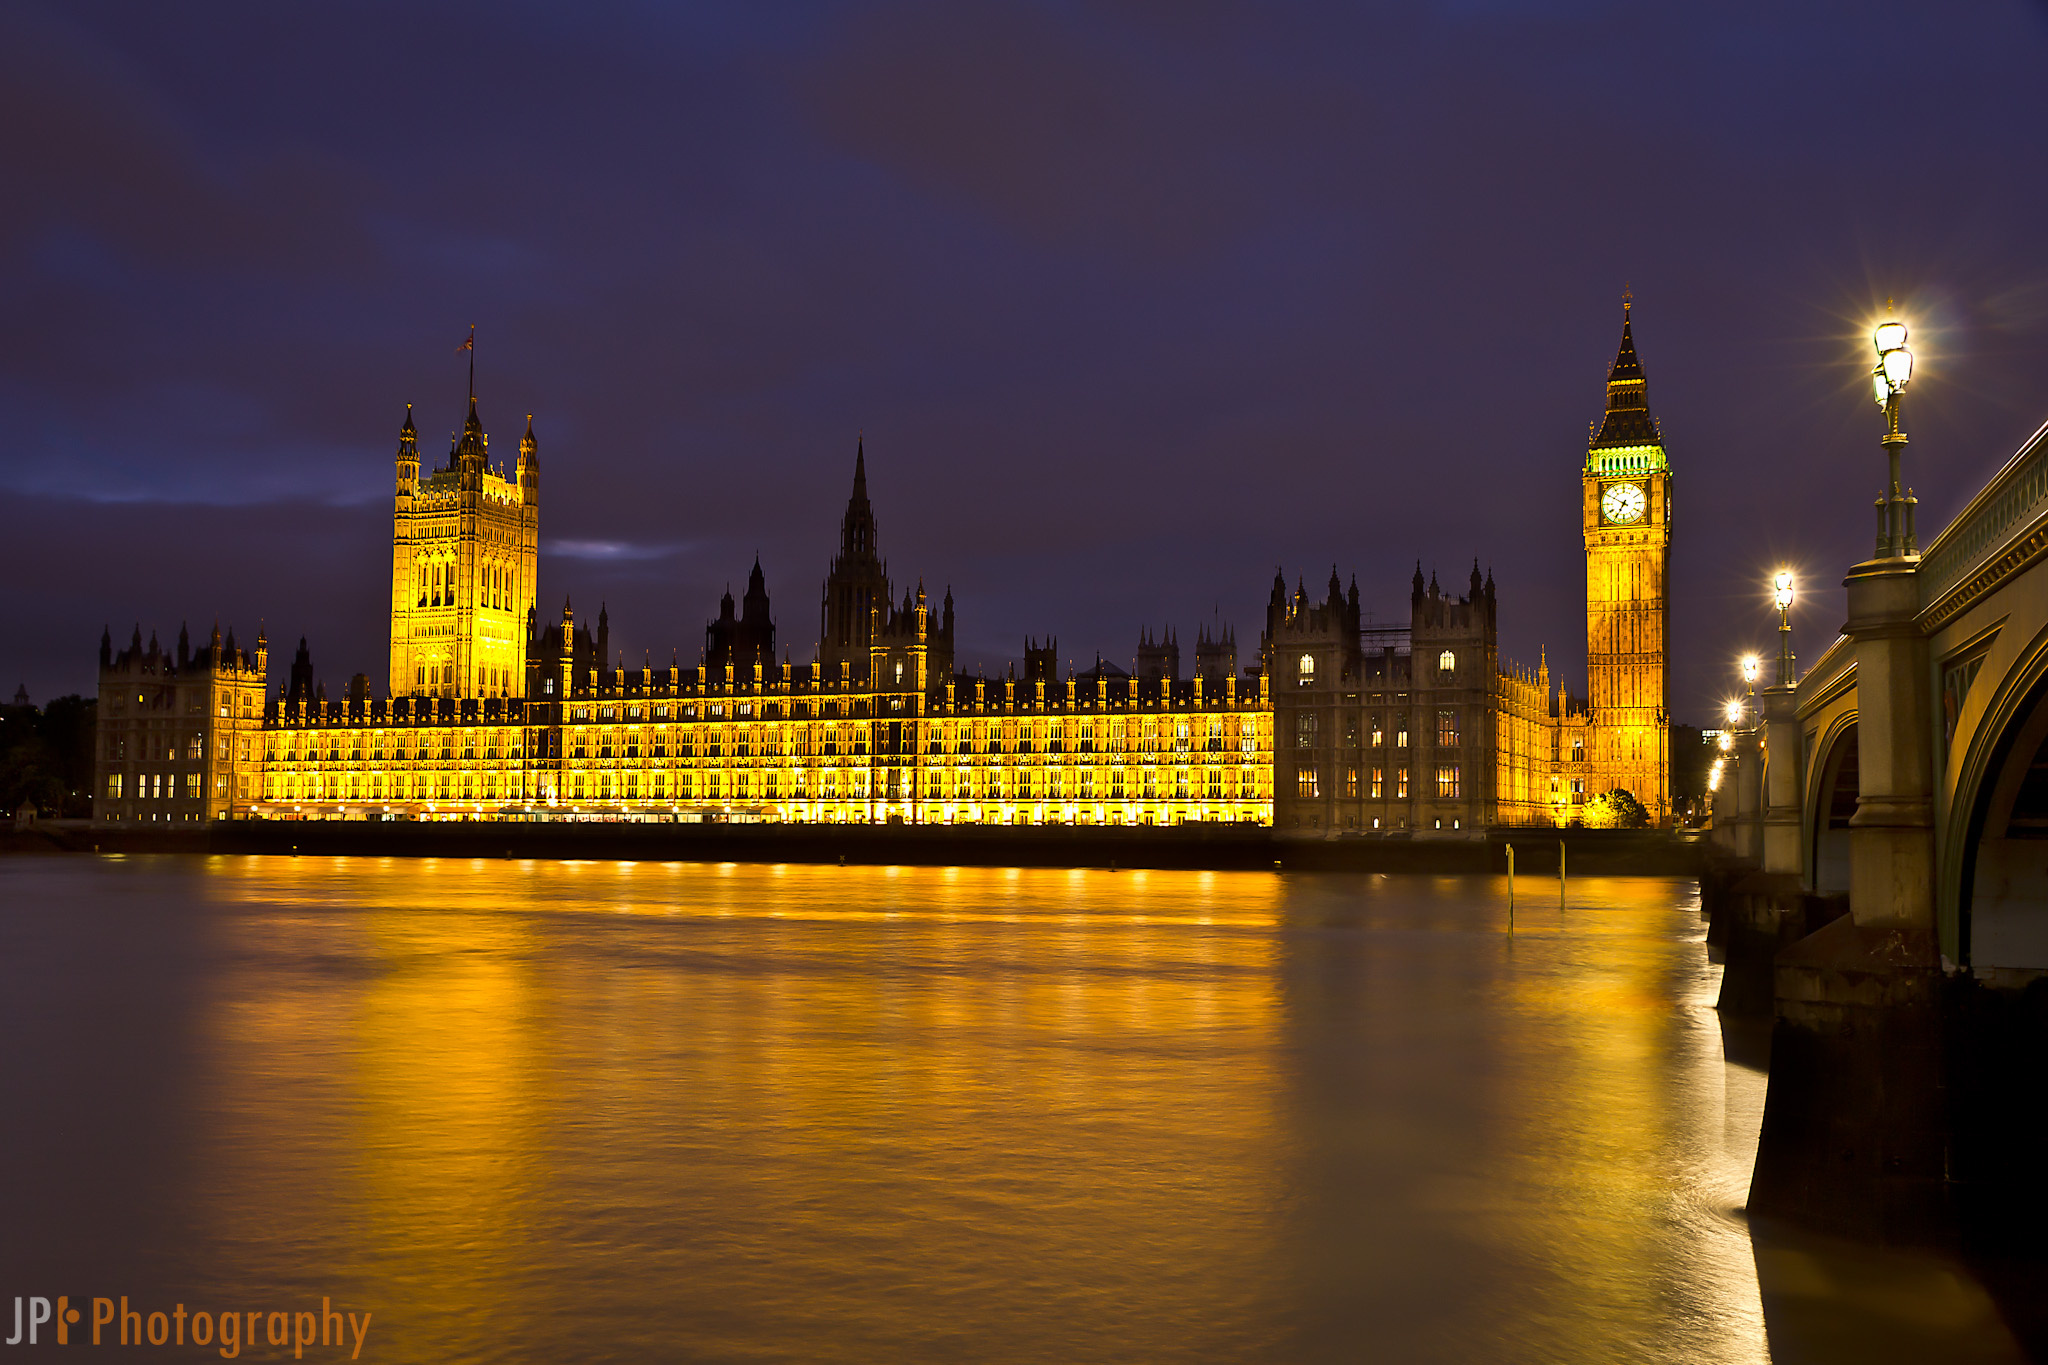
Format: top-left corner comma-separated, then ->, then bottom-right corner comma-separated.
92,309 -> 1674,834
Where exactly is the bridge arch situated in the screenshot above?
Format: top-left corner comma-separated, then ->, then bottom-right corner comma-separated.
1807,716 -> 1858,895
1953,624 -> 2048,970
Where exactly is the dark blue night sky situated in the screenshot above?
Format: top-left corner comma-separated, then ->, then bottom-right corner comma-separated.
6,1 -> 2048,723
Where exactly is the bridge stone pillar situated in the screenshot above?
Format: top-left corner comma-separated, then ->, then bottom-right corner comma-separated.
1709,689 -> 1817,1017
1842,560 -> 1936,931
1733,725 -> 1764,863
1708,752 -> 1736,851
1760,685 -> 1801,875
1753,555 -> 1945,1242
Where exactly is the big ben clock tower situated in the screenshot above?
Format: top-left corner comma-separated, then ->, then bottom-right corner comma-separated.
1582,299 -> 1671,824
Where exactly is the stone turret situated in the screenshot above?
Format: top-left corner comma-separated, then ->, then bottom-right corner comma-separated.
1195,623 -> 1237,684
1136,626 -> 1180,683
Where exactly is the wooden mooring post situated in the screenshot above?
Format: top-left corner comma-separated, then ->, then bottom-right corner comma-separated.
1505,843 -> 1515,934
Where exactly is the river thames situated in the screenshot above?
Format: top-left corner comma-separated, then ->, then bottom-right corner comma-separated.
0,857 -> 2026,1362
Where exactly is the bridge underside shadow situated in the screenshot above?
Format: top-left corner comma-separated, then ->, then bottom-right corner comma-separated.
1949,670 -> 2048,1260
1960,670 -> 2048,972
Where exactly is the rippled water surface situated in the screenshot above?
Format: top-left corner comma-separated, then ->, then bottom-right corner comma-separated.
0,856 -> 2028,1362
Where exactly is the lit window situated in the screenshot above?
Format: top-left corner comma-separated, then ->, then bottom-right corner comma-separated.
1438,650 -> 1455,674
1435,764 -> 1460,798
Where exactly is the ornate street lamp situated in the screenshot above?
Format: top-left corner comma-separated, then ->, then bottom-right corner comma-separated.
1772,570 -> 1795,685
1740,655 -> 1760,704
1871,311 -> 1917,557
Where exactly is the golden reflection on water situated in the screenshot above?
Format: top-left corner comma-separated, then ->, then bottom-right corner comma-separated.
24,855 -> 2021,1363
194,857 -> 1292,1362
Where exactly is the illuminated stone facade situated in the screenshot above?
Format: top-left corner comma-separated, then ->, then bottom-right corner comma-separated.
91,312 -> 1673,831
240,659 -> 1274,827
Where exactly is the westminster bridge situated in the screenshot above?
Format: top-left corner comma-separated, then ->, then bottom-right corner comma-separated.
1709,381 -> 2048,1249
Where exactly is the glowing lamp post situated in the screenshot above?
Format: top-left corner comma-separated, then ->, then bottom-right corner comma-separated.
1740,654 -> 1760,698
1871,314 -> 1917,557
1772,570 -> 1795,686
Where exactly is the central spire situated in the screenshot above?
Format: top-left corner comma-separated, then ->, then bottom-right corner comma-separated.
839,437 -> 877,559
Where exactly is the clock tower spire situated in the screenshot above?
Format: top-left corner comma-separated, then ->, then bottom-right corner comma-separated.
1582,295 -> 1672,824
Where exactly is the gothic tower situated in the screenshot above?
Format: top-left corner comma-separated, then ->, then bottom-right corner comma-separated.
819,439 -> 889,683
1582,299 -> 1672,823
388,389 -> 542,700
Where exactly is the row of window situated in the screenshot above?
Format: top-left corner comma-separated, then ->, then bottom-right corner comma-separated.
106,733 -> 208,761
412,556 -> 523,612
271,732 -> 530,763
1292,764 -> 1461,800
414,663 -> 519,692
267,765 -> 1273,806
106,690 -> 258,718
106,772 -> 203,800
1297,649 -> 1459,681
1292,711 -> 1463,749
264,738 -> 1267,766
264,717 -> 1268,764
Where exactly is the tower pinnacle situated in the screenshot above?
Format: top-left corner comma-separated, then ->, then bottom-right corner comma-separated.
1589,300 -> 1661,453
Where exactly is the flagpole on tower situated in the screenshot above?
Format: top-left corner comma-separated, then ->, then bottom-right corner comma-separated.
466,324 -> 476,404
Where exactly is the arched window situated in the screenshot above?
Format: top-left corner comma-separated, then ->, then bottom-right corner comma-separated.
1438,649 -> 1456,674
1298,653 -> 1315,675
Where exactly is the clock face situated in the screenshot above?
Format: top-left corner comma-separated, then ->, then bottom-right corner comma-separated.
1601,482 -> 1646,525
